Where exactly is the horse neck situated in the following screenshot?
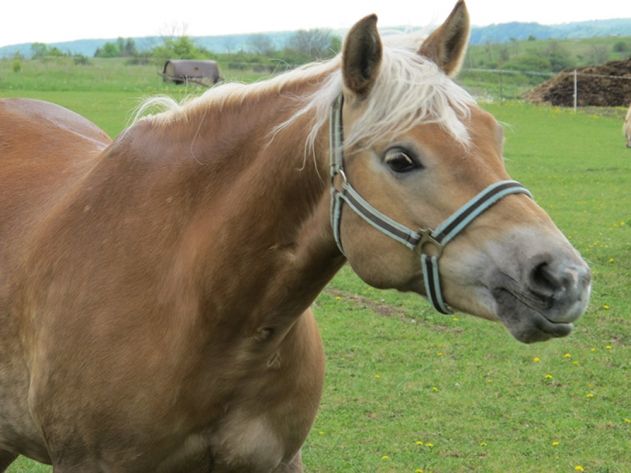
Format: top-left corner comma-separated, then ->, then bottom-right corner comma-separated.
162,83 -> 343,335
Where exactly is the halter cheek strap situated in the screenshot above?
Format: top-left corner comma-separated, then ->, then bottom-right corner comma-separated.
329,94 -> 533,314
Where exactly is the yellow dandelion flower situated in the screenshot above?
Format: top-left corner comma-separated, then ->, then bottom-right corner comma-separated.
425,442 -> 434,448
575,466 -> 585,472
605,345 -> 613,350
415,440 -> 424,446
551,440 -> 560,447
602,304 -> 610,310
381,455 -> 390,461
590,347 -> 597,353
586,392 -> 594,399
563,353 -> 572,359
416,469 -> 424,473
545,373 -> 553,380
532,356 -> 541,363
431,386 -> 439,392
480,441 -> 487,447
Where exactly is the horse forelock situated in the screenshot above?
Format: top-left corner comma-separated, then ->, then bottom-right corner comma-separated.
279,46 -> 475,160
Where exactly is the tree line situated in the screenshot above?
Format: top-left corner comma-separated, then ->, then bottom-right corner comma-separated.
465,37 -> 630,73
20,33 -> 629,75
93,30 -> 341,67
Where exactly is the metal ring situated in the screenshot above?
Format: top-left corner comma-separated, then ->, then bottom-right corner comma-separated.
332,169 -> 348,192
416,229 -> 443,259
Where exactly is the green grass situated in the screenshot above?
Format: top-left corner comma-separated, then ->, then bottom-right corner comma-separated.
1,61 -> 630,473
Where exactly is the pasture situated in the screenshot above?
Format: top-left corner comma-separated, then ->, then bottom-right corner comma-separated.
1,58 -> 630,472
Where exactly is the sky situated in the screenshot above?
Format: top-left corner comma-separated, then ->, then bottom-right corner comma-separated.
1,0 -> 630,47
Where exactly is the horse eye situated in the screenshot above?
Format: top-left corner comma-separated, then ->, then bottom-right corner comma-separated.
384,148 -> 420,174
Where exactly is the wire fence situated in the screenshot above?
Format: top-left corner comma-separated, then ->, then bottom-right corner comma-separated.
217,61 -> 631,109
220,61 -> 631,109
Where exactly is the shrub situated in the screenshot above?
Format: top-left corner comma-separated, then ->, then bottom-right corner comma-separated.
73,55 -> 91,66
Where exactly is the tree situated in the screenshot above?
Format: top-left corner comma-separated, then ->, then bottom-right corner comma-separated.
544,41 -> 574,72
587,45 -> 609,65
31,43 -> 66,58
498,45 -> 510,63
151,36 -> 209,62
31,43 -> 48,58
95,42 -> 120,58
287,29 -> 339,60
123,38 -> 138,56
248,34 -> 275,56
95,38 -> 138,58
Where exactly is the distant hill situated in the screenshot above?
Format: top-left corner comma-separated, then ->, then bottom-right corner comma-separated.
0,33 -> 297,59
1,18 -> 631,58
469,19 -> 631,44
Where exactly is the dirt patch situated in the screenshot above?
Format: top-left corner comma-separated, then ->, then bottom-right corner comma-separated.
525,58 -> 631,107
322,289 -> 466,334
324,288 -> 414,321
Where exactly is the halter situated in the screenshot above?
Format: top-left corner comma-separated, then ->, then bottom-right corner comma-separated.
329,94 -> 533,314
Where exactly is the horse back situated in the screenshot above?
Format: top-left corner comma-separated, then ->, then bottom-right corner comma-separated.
0,98 -> 110,147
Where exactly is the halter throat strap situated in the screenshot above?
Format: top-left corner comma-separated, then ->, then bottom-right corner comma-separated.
329,93 -> 533,314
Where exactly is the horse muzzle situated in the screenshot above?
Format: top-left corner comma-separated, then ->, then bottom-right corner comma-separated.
490,252 -> 591,343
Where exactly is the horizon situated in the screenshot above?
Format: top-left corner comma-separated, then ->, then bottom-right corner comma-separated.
1,0 -> 630,48
1,16 -> 631,50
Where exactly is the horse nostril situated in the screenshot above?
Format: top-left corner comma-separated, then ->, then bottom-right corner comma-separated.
529,261 -> 562,299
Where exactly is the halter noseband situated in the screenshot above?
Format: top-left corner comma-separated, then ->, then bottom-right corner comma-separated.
329,94 -> 533,314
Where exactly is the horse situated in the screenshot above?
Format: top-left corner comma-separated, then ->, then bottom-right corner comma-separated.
0,1 -> 591,471
625,102 -> 631,148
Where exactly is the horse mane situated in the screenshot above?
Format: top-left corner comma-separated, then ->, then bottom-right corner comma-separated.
133,39 -> 475,153
292,46 -> 475,156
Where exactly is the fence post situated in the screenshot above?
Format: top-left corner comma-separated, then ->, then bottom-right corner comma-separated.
573,69 -> 578,112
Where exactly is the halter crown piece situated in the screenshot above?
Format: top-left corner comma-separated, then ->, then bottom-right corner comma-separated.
329,94 -> 533,314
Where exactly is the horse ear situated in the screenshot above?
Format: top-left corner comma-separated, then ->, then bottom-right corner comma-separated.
342,14 -> 383,99
418,0 -> 470,77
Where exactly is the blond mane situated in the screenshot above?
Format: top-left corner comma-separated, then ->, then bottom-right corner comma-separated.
134,42 -> 475,153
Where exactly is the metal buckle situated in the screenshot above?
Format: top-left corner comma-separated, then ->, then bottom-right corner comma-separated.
415,228 -> 444,258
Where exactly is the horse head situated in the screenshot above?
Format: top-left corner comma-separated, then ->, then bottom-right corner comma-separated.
331,1 -> 591,343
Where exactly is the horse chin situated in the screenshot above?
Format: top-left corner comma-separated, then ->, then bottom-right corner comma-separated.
491,287 -> 574,343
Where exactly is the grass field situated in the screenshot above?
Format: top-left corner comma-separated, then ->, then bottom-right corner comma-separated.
1,59 -> 630,473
